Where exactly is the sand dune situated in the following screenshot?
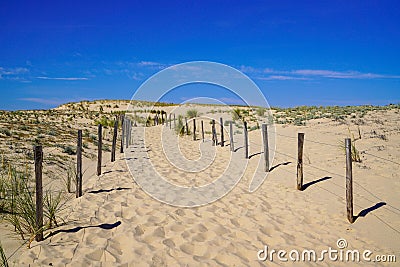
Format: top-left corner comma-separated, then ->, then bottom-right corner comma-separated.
10,108 -> 398,266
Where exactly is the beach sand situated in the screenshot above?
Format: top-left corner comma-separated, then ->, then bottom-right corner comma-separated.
3,107 -> 399,266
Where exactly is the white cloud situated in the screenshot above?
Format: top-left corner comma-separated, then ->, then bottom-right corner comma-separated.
0,66 -> 29,79
137,61 -> 168,69
258,75 -> 310,81
36,76 -> 89,81
238,65 -> 400,80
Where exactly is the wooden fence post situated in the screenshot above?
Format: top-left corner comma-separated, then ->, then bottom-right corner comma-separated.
128,120 -> 132,146
193,119 -> 196,141
111,120 -> 118,162
244,121 -> 248,159
220,118 -> 224,147
169,114 -> 172,129
346,138 -> 354,223
34,145 -> 43,241
97,124 -> 102,176
201,120 -> 204,142
185,117 -> 189,135
173,114 -> 176,129
161,112 -> 164,125
76,130 -> 83,197
229,121 -> 234,152
211,119 -> 217,146
297,133 -> 304,190
120,115 -> 125,153
125,119 -> 130,148
262,124 -> 270,172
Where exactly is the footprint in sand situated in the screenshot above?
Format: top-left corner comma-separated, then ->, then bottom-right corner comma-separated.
162,238 -> 176,248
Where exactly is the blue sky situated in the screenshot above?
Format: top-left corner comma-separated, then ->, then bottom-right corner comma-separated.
0,0 -> 399,110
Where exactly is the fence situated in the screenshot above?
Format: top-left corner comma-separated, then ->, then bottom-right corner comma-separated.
3,110 -> 400,262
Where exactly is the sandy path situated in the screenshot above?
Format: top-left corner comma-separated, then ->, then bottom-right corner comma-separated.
15,119 -> 399,266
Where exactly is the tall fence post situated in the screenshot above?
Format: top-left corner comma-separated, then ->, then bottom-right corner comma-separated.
128,119 -> 132,146
111,119 -> 118,162
201,120 -> 204,142
97,124 -> 102,176
193,119 -> 196,141
262,124 -> 270,172
76,130 -> 83,198
34,145 -> 43,241
169,114 -> 172,129
244,121 -> 248,159
120,114 -> 125,153
185,117 -> 189,135
125,119 -> 129,148
220,118 -> 224,147
229,121 -> 234,152
212,119 -> 218,146
346,138 -> 354,223
297,133 -> 304,190
173,114 -> 176,130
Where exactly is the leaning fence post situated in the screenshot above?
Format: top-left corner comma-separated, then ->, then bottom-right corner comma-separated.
120,114 -> 125,153
97,124 -> 102,176
193,119 -> 196,141
34,145 -> 43,241
76,130 -> 83,197
111,119 -> 118,162
345,138 -> 354,223
297,133 -> 304,190
229,121 -> 234,152
169,114 -> 172,129
262,124 -> 270,172
244,121 -> 248,159
220,118 -> 224,147
201,120 -> 204,142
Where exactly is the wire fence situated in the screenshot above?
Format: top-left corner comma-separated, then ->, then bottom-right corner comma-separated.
2,113 -> 399,262
240,123 -> 400,234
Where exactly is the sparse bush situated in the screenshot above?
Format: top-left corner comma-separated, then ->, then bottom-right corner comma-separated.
0,128 -> 11,137
232,108 -> 242,121
175,115 -> 185,136
186,109 -> 199,118
63,145 -> 76,155
0,241 -> 8,267
256,107 -> 266,117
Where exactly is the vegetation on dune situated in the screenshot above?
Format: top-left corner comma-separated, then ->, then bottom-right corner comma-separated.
175,115 -> 186,136
0,157 -> 69,247
0,241 -> 8,267
186,109 -> 199,119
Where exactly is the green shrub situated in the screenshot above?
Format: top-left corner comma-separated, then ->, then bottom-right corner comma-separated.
175,116 -> 185,136
0,241 -> 8,267
231,108 -> 242,121
0,128 -> 11,137
63,146 -> 76,155
186,109 -> 199,118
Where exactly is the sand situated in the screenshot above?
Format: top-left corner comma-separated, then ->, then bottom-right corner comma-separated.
3,107 -> 399,266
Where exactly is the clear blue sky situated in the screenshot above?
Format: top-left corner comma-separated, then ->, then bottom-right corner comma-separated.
0,0 -> 399,110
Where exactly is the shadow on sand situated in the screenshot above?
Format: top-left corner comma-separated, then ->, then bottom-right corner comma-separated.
88,187 -> 131,194
354,202 -> 386,222
302,176 -> 332,190
46,221 -> 121,239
